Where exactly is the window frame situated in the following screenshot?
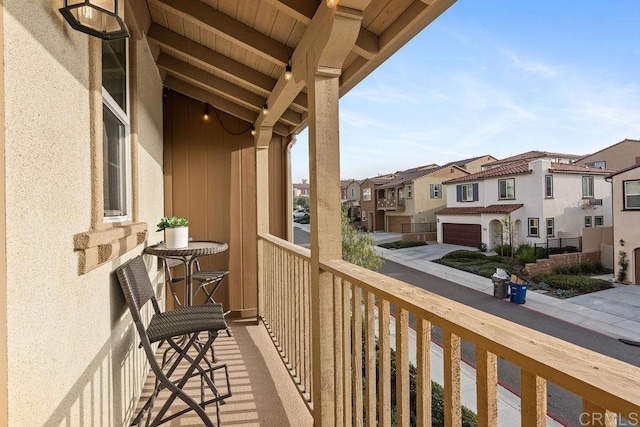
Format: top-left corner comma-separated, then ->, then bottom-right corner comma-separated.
362,188 -> 372,201
461,184 -> 473,202
546,218 -> 554,237
623,180 -> 640,210
407,184 -> 413,199
582,176 -> 594,198
498,178 -> 515,200
528,218 -> 539,237
430,183 -> 442,199
594,216 -> 604,227
584,216 -> 592,228
102,38 -> 132,223
545,175 -> 553,198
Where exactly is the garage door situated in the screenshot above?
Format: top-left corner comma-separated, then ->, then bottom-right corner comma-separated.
387,215 -> 411,233
442,223 -> 481,247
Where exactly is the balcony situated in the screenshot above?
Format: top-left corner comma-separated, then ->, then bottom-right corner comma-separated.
582,197 -> 603,208
139,234 -> 640,425
377,197 -> 406,211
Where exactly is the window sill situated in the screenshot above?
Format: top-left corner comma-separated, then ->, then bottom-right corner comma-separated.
73,222 -> 148,274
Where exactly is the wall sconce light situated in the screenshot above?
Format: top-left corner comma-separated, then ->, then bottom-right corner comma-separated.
284,63 -> 292,81
250,125 -> 256,136
326,0 -> 339,8
203,103 -> 210,120
262,102 -> 269,115
59,0 -> 130,40
620,239 -> 625,246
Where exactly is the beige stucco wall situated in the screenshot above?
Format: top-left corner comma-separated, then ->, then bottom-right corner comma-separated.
574,139 -> 640,171
3,1 -> 164,425
612,167 -> 640,284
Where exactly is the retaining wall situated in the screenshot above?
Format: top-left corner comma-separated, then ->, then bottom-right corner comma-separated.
523,251 -> 601,276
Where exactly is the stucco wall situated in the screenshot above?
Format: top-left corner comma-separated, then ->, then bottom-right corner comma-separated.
611,167 -> 640,284
3,2 -> 164,425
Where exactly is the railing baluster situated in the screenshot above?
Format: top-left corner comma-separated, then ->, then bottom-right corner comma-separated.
582,400 -> 617,426
352,285 -> 363,427
521,370 -> 547,427
379,299 -> 391,427
396,308 -> 409,426
476,348 -> 498,427
305,259 -> 312,400
343,280 -> 352,427
334,276 -> 344,426
416,318 -> 431,426
365,291 -> 376,427
443,329 -> 461,427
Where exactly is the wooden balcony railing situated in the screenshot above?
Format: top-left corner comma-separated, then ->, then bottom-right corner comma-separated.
258,233 -> 640,426
376,197 -> 405,211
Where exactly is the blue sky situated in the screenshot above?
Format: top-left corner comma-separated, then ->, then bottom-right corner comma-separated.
291,0 -> 640,182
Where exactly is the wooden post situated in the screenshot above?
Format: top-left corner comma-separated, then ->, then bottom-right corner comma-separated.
255,127 -> 272,321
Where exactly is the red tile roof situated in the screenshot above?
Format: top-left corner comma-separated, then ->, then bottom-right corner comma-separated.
436,204 -> 524,215
548,162 -> 617,175
443,161 -> 532,184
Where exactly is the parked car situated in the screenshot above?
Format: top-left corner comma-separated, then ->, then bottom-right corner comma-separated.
293,209 -> 307,219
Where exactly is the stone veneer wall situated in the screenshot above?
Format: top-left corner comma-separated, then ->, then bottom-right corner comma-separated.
523,251 -> 601,276
402,232 -> 437,242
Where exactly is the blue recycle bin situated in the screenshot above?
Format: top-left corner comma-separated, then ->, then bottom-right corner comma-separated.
509,282 -> 528,304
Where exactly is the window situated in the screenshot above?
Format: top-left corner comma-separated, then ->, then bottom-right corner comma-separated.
545,175 -> 553,198
362,211 -> 366,221
350,188 -> 355,198
582,176 -> 594,198
407,185 -> 413,199
362,188 -> 371,201
498,178 -> 515,200
430,183 -> 442,199
594,216 -> 604,227
584,216 -> 592,228
528,218 -> 539,237
102,38 -> 130,221
624,180 -> 640,209
456,183 -> 478,202
585,161 -> 606,168
398,189 -> 403,200
546,218 -> 554,237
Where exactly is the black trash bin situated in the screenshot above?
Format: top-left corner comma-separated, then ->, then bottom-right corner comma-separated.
492,276 -> 509,299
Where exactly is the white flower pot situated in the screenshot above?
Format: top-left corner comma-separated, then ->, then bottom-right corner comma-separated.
165,226 -> 189,249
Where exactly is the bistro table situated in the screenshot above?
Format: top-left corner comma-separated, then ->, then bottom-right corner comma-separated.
145,240 -> 228,307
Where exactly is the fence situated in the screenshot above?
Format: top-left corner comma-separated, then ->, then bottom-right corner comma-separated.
401,222 -> 436,234
534,236 -> 582,259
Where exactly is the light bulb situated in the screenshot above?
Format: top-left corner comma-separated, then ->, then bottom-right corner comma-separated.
203,103 -> 210,120
262,103 -> 269,115
251,125 -> 256,136
326,0 -> 339,8
284,64 -> 292,81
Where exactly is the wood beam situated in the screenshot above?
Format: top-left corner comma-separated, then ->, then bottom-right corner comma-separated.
157,54 -> 302,126
164,76 -> 290,137
353,27 -> 379,59
149,0 -> 293,66
341,0 -> 456,95
147,24 -> 308,112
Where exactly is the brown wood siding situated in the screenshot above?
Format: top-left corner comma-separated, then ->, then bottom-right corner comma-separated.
442,223 -> 481,247
163,91 -> 286,316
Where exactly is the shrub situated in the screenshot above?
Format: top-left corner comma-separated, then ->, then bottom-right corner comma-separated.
442,250 -> 485,260
486,255 -> 511,264
493,244 -> 513,257
557,289 -> 579,299
477,242 -> 488,252
516,244 -> 536,265
533,273 -> 612,294
564,245 -> 579,253
618,251 -> 629,282
378,241 -> 427,250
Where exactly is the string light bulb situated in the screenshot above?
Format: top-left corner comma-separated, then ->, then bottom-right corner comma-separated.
250,125 -> 256,136
203,103 -> 210,120
284,63 -> 292,81
326,0 -> 339,8
262,102 -> 269,115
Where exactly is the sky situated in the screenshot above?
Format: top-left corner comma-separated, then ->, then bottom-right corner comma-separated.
290,0 -> 640,183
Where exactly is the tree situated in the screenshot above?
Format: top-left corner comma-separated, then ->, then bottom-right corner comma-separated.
341,208 -> 383,271
294,195 -> 309,210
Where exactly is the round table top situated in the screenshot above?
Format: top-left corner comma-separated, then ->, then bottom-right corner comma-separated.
144,240 -> 228,257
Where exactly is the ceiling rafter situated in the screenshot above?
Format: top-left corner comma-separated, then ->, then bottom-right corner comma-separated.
157,54 -> 302,126
149,0 -> 294,67
147,24 -> 308,112
164,76 -> 291,137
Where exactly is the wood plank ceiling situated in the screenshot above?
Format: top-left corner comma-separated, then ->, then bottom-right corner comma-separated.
139,0 -> 457,137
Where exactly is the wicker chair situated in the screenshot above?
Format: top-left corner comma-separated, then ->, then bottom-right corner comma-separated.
116,256 -> 231,426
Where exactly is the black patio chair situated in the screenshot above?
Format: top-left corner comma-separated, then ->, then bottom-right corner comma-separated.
116,256 -> 231,426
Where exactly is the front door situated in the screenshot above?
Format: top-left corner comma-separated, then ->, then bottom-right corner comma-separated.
635,248 -> 640,285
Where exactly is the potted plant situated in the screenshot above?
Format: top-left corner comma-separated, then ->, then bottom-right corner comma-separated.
157,216 -> 189,249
